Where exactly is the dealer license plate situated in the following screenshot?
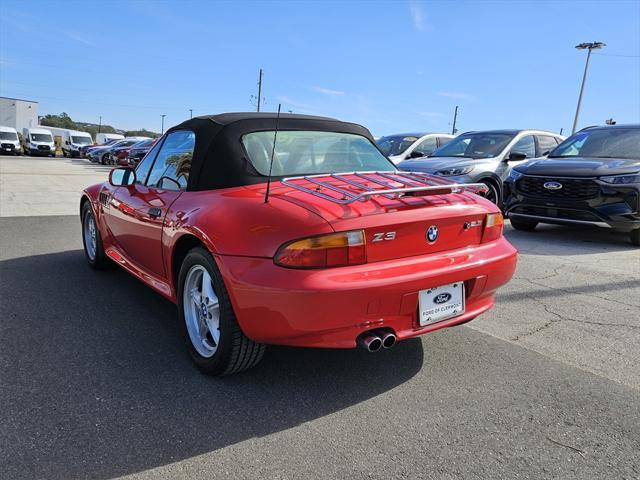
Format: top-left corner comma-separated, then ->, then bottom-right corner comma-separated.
418,282 -> 465,326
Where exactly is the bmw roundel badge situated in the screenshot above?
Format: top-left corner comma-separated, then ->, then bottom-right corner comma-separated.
426,225 -> 439,243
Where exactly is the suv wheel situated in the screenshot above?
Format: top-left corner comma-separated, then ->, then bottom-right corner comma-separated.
509,216 -> 538,231
630,229 -> 640,246
480,180 -> 500,205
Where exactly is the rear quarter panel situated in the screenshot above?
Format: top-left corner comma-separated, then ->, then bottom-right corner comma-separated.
163,186 -> 334,258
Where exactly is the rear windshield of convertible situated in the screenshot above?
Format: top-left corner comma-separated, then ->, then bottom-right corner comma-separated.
241,131 -> 395,176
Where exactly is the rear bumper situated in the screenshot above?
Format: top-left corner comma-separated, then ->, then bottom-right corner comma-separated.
215,237 -> 517,348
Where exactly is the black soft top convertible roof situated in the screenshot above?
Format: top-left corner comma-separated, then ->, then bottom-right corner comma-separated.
167,112 -> 376,191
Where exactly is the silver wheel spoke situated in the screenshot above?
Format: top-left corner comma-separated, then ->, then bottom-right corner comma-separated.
201,270 -> 216,304
190,288 -> 201,307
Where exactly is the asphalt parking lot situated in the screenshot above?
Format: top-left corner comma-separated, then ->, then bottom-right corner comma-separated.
1,155 -> 639,479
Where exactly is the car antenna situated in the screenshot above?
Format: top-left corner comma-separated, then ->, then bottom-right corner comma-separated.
264,103 -> 282,204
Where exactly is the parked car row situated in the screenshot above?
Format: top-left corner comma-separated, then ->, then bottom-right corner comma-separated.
0,126 -> 58,156
376,125 -> 639,245
85,137 -> 152,164
0,125 -> 141,158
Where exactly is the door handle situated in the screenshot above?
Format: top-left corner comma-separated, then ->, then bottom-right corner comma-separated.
148,207 -> 162,218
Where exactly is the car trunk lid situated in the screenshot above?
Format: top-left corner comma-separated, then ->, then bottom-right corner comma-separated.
253,172 -> 492,261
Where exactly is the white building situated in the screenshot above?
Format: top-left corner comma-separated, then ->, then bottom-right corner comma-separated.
0,97 -> 39,132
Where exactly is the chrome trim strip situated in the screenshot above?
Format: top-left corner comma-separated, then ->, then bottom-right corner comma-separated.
509,213 -> 612,228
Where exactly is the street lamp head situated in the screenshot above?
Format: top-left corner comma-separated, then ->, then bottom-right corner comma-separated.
575,42 -> 606,50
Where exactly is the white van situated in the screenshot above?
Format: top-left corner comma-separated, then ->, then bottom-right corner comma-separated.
96,133 -> 124,144
0,126 -> 22,155
62,130 -> 93,158
22,127 -> 56,157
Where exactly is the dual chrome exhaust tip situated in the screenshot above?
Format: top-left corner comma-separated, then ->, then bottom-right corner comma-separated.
357,329 -> 397,352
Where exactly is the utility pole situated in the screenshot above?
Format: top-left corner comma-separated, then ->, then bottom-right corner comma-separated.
257,68 -> 263,112
98,116 -> 102,134
161,114 -> 166,134
451,105 -> 459,135
189,109 -> 193,119
572,41 -> 605,134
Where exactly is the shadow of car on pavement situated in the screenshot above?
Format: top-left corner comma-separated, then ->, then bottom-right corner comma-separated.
0,250 -> 424,480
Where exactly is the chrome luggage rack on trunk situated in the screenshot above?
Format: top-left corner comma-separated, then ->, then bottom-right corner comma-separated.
280,171 -> 489,205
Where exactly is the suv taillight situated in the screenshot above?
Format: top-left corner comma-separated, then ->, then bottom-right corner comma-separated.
274,230 -> 366,268
481,213 -> 504,243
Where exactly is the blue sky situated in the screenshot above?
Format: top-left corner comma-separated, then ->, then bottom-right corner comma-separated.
1,0 -> 638,136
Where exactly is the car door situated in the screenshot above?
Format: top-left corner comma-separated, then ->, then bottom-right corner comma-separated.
536,135 -> 561,157
104,130 -> 195,278
497,134 -> 536,180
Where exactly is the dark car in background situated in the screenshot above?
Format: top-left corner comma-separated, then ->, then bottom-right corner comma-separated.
112,140 -> 154,166
504,125 -> 640,246
81,139 -> 119,158
88,138 -> 148,164
126,138 -> 157,167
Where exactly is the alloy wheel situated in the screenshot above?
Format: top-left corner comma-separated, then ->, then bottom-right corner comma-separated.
83,211 -> 97,261
183,265 -> 221,358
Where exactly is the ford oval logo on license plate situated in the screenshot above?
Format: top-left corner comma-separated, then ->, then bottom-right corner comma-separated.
543,181 -> 563,190
433,293 -> 452,304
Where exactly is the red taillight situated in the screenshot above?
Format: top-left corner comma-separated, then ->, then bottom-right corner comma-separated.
481,212 -> 504,243
274,230 -> 367,268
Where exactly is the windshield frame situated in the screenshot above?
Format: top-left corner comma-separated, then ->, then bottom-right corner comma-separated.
429,132 -> 517,159
70,136 -> 91,145
30,133 -> 53,142
548,127 -> 640,160
0,132 -> 18,141
376,134 -> 421,157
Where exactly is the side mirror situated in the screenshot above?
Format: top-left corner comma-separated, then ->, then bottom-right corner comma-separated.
408,150 -> 425,159
109,167 -> 136,187
506,151 -> 527,161
65,140 -> 70,145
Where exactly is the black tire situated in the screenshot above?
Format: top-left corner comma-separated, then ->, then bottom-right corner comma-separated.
177,246 -> 265,375
509,216 -> 538,231
630,229 -> 640,246
480,180 -> 501,206
81,202 -> 110,269
100,154 -> 107,165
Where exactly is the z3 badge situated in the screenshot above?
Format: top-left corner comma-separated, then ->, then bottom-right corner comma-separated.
372,231 -> 396,242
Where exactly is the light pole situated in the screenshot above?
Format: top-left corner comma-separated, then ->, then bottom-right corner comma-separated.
189,109 -> 193,119
161,114 -> 166,134
98,116 -> 102,134
571,41 -> 605,134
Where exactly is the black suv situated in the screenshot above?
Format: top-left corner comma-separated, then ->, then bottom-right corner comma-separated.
504,125 -> 640,246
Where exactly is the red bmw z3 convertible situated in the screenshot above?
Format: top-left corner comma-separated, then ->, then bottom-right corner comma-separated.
80,113 -> 517,375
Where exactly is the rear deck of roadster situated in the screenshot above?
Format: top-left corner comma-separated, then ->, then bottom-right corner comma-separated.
157,114 -> 518,349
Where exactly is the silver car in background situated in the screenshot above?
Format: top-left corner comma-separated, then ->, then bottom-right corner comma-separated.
397,129 -> 565,204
